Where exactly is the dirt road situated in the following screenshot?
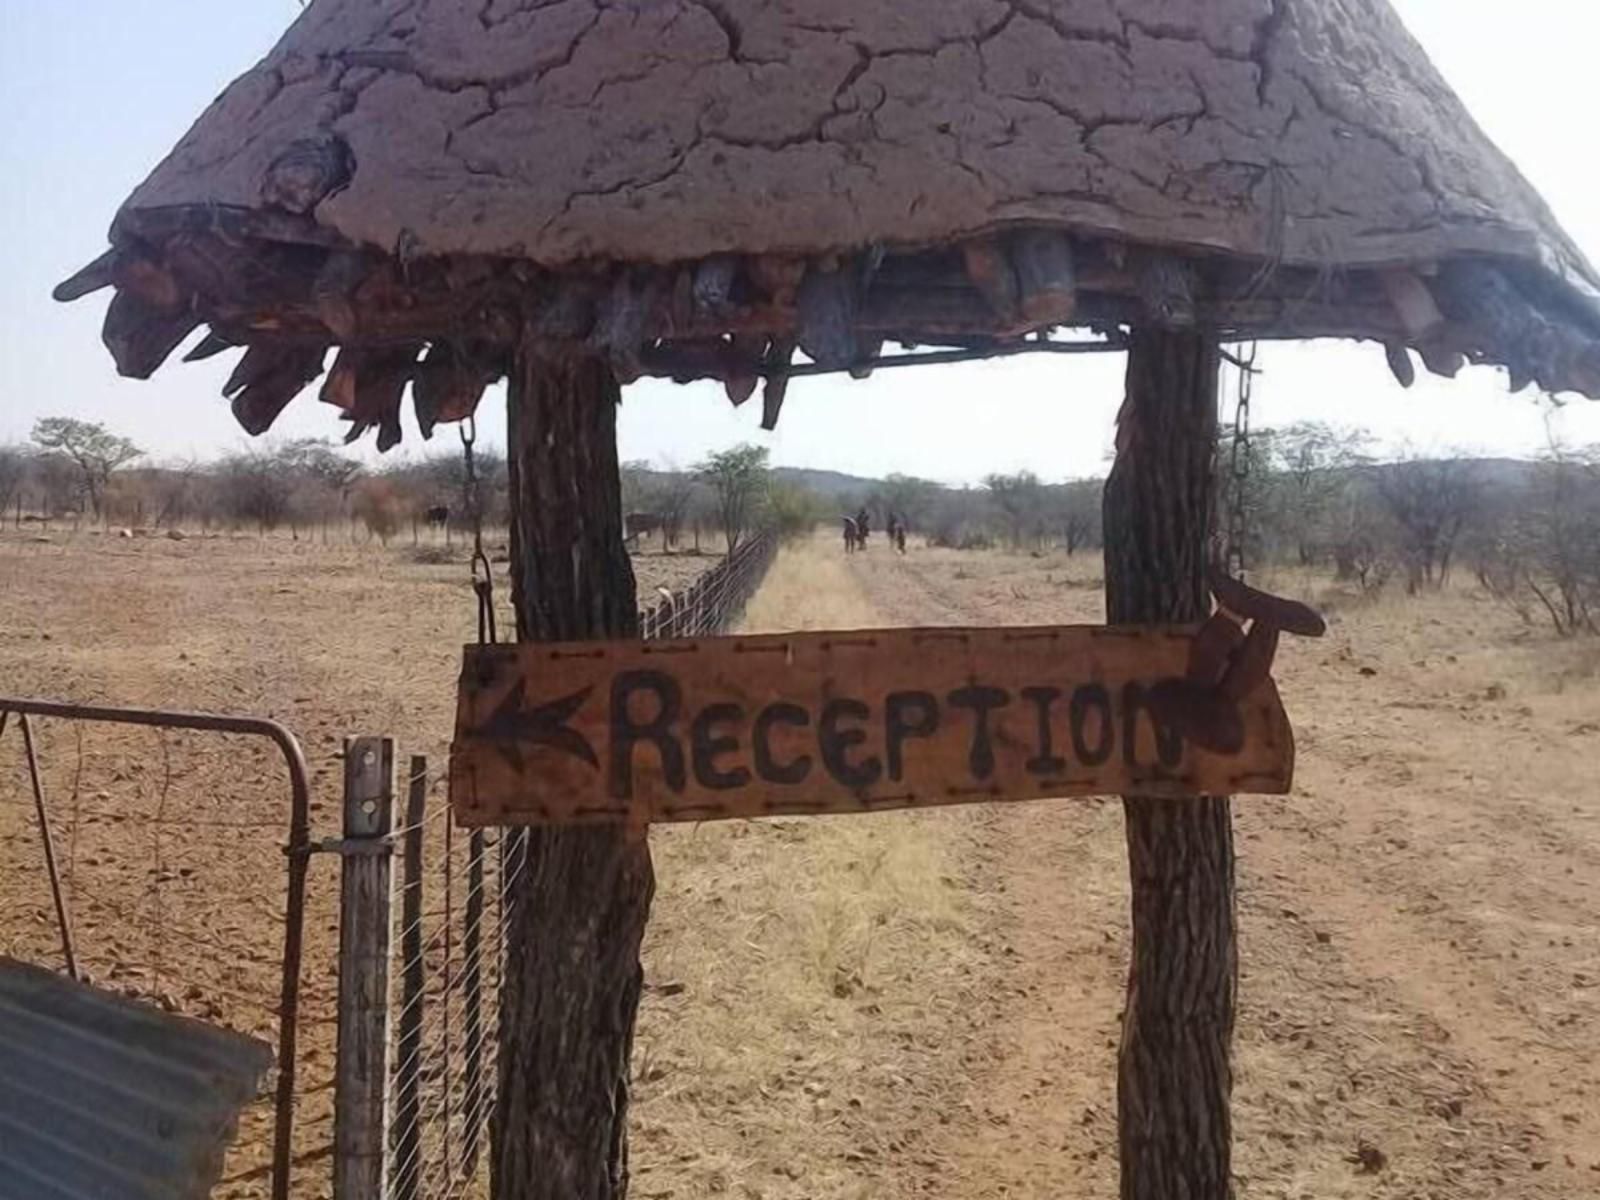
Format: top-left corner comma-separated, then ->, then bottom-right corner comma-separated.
638,535 -> 1600,1199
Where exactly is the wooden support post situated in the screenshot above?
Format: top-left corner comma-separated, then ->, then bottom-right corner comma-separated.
392,754 -> 426,1200
1104,329 -> 1236,1200
335,736 -> 397,1200
494,354 -> 654,1200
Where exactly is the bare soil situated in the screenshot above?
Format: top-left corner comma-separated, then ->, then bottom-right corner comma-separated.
2,530 -> 1597,1199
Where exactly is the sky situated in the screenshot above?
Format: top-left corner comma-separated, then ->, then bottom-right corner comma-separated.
2,1 -> 1597,485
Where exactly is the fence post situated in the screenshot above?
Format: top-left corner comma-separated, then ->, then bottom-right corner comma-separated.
462,829 -> 486,1175
336,736 -> 396,1200
392,754 -> 427,1200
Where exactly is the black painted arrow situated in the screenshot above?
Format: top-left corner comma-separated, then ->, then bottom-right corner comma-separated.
475,680 -> 598,773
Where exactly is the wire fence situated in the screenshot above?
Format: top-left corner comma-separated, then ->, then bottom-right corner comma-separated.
0,701 -> 325,1200
390,530 -> 778,1198
0,531 -> 778,1200
386,780 -> 515,1200
638,531 -> 778,639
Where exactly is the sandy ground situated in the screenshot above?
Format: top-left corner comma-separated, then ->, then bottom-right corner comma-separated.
2,530 -> 1597,1198
0,531 -> 719,1198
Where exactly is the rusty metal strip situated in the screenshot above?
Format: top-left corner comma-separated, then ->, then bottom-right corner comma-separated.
11,714 -> 79,978
0,957 -> 274,1200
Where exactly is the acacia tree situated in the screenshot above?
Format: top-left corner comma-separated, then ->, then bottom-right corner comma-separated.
287,438 -> 365,510
697,444 -> 770,554
619,460 -> 654,516
31,417 -> 143,519
31,453 -> 82,522
1376,454 -> 1483,590
984,470 -> 1047,548
146,462 -> 199,528
654,471 -> 697,549
1474,432 -> 1600,635
1329,470 -> 1395,591
1050,479 -> 1103,555
873,473 -> 940,532
620,461 -> 697,550
1270,421 -> 1374,564
219,448 -> 298,533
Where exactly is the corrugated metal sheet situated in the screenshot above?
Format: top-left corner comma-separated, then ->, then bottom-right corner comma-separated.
0,957 -> 273,1200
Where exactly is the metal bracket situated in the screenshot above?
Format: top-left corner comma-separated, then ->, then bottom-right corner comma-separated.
310,837 -> 395,858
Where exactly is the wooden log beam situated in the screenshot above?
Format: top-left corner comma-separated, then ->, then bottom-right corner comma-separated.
1379,269 -> 1445,340
112,253 -> 186,311
1417,339 -> 1465,379
1104,329 -> 1235,1200
1010,230 -> 1077,325
183,329 -> 236,363
101,290 -> 200,379
53,248 -> 120,302
1384,342 -> 1417,388
796,263 -> 860,369
224,343 -> 330,436
413,342 -> 498,438
1134,254 -> 1198,328
962,238 -> 1021,323
747,255 -> 806,309
588,272 -> 661,383
692,256 -> 738,315
313,251 -> 375,341
761,337 -> 797,431
725,333 -> 766,404
321,345 -> 422,451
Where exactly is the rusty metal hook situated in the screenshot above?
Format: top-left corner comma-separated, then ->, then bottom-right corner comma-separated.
1149,569 -> 1326,756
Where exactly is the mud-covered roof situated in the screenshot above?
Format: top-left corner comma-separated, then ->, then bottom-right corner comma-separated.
57,0 -> 1600,444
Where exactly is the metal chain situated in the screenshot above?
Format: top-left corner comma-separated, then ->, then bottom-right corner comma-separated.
1224,341 -> 1258,581
460,418 -> 497,645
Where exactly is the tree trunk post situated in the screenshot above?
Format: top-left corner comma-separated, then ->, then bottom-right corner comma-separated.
1104,329 -> 1237,1200
335,736 -> 397,1200
493,353 -> 655,1200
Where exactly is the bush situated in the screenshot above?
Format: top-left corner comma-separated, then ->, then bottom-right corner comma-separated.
765,481 -> 826,542
353,480 -> 405,545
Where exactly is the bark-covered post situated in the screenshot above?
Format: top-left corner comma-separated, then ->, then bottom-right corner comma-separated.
492,352 -> 655,1200
1103,329 -> 1236,1200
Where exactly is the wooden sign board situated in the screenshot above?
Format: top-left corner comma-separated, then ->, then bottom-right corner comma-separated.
449,626 -> 1295,827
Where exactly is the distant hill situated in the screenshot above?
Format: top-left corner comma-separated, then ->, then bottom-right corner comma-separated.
661,456 -> 1552,501
771,467 -> 880,498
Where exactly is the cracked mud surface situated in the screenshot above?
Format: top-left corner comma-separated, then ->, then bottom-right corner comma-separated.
128,0 -> 1596,296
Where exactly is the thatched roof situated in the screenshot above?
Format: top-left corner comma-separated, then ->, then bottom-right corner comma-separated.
57,0 -> 1600,444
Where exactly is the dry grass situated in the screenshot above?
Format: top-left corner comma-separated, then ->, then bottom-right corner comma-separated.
636,539 -> 994,1198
